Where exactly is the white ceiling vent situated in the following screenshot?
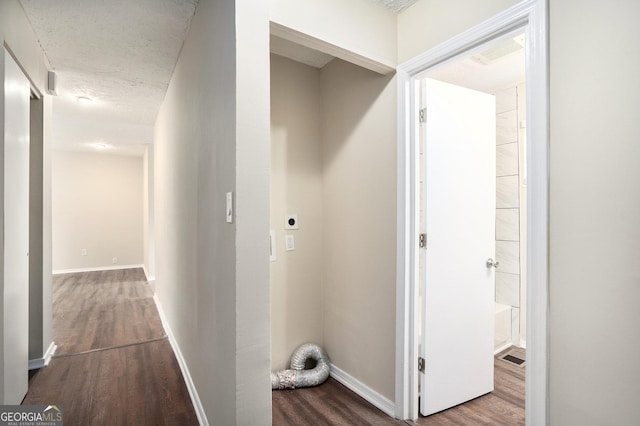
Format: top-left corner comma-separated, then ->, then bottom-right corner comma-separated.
472,35 -> 525,65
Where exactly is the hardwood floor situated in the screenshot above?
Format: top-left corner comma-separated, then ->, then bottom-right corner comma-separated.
273,377 -> 403,426
24,268 -> 199,425
272,347 -> 525,425
52,268 -> 165,355
27,267 -> 523,425
411,347 -> 525,425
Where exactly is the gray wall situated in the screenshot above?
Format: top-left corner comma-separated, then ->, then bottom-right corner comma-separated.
29,96 -> 53,361
154,0 -> 271,423
549,1 -> 640,423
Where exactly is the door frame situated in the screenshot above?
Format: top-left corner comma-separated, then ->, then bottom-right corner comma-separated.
395,0 -> 549,423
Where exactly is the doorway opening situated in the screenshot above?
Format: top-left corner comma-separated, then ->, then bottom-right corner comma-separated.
416,29 -> 527,419
395,1 -> 549,423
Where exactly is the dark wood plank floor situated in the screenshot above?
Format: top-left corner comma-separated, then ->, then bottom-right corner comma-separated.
273,377 -> 403,426
24,268 -> 199,426
52,268 -> 165,355
273,347 -> 525,425
411,347 -> 525,425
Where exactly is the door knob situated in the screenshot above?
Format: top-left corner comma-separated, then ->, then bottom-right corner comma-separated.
486,258 -> 499,269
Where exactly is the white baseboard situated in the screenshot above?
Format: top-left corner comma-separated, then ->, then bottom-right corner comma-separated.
329,363 -> 396,418
519,339 -> 527,349
142,265 -> 156,283
28,341 -> 57,370
53,264 -> 144,275
494,342 -> 513,355
147,279 -> 156,293
153,294 -> 208,426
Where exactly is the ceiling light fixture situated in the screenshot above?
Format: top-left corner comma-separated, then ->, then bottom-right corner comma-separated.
76,96 -> 93,104
94,143 -> 108,150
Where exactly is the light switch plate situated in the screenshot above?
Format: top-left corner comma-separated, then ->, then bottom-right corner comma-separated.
226,192 -> 233,223
285,235 -> 295,251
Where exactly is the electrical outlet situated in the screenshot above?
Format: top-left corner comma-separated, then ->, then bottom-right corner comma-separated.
81,248 -> 87,256
112,257 -> 118,264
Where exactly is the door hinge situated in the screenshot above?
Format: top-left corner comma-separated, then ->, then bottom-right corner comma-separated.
418,357 -> 425,373
419,233 -> 427,248
419,108 -> 426,123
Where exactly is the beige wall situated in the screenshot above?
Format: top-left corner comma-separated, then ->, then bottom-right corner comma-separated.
397,0 -> 520,63
270,55 -> 397,401
52,151 -> 143,271
270,55 -> 324,370
549,1 -> 640,424
270,0 -> 396,68
154,0 -> 271,423
320,59 -> 397,400
142,146 -> 155,283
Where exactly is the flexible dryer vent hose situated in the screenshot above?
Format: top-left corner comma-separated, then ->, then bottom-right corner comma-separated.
271,343 -> 330,390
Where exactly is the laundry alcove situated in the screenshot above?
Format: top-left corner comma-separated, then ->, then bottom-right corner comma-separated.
269,42 -> 397,402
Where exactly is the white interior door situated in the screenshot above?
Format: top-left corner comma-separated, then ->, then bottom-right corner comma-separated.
419,78 -> 496,416
3,48 -> 30,404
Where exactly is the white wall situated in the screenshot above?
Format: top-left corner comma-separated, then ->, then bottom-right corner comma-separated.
270,0 -> 396,71
270,54 -> 323,370
397,0 -> 520,63
549,1 -> 640,424
154,0 -> 271,423
494,85 -> 525,346
320,59 -> 397,400
0,0 -> 53,400
52,151 -> 143,272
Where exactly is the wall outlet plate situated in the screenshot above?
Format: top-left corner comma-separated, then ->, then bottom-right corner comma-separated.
285,214 -> 299,230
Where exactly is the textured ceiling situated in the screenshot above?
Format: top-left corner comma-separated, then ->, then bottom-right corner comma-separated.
20,0 -> 198,156
428,34 -> 526,94
371,0 -> 421,13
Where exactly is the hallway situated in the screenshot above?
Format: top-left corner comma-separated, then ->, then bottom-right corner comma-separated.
23,269 -> 198,425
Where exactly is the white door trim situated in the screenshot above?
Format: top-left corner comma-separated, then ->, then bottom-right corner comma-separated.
395,0 -> 549,423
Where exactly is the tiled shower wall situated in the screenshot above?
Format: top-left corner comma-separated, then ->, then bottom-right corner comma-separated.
495,85 -> 526,345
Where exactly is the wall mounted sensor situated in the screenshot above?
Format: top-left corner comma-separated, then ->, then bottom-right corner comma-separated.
46,71 -> 58,96
285,214 -> 299,230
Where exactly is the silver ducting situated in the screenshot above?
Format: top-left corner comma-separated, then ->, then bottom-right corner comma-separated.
271,343 -> 330,390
